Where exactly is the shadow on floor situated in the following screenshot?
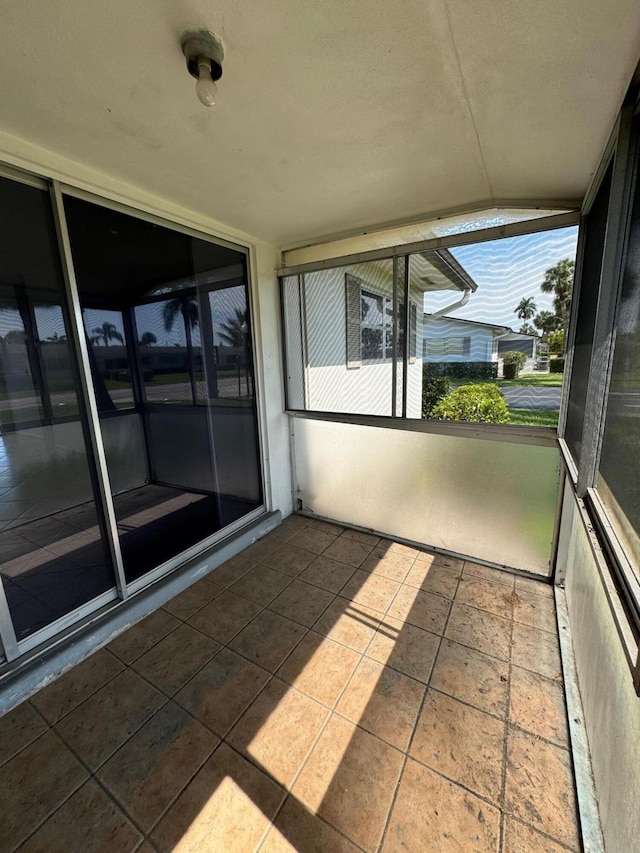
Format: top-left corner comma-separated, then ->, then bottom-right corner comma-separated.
0,514 -> 580,852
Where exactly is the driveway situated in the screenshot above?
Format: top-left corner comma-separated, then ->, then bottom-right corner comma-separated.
502,386 -> 562,410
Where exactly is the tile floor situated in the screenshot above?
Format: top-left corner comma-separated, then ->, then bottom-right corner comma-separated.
0,515 -> 581,852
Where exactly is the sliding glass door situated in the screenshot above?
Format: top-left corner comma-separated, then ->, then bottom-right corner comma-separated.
0,177 -> 116,643
0,171 -> 264,658
63,195 -> 263,586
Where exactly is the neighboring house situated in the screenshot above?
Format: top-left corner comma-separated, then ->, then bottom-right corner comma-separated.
293,248 -> 477,417
423,314 -> 540,374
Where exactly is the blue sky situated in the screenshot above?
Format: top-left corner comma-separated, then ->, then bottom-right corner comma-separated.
425,226 -> 579,329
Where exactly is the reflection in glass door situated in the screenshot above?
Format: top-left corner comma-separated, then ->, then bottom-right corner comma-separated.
64,195 -> 263,585
0,177 -> 116,643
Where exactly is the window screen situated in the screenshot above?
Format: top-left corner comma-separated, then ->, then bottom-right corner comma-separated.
597,155 -> 640,579
564,162 -> 613,463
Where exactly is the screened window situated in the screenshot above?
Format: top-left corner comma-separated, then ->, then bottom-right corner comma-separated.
424,336 -> 470,358
282,226 -> 578,424
564,162 -> 613,464
597,152 -> 640,581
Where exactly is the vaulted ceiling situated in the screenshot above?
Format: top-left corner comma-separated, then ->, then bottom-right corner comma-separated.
1,1 -> 639,246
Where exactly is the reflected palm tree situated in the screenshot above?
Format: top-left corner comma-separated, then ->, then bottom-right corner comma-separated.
162,297 -> 198,334
91,321 -> 123,347
219,309 -> 249,347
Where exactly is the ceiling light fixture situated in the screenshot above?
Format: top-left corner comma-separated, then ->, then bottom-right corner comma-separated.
181,29 -> 224,107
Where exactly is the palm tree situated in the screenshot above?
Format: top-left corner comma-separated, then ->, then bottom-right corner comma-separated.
540,258 -> 575,340
91,321 -> 123,347
139,331 -> 157,346
533,310 -> 562,337
515,297 -> 537,323
46,332 -> 67,343
162,297 -> 198,334
219,309 -> 249,347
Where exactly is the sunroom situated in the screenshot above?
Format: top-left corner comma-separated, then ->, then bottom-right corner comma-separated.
0,3 -> 639,852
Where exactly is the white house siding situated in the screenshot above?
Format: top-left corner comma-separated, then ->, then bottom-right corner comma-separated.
423,316 -> 496,363
303,264 -> 424,417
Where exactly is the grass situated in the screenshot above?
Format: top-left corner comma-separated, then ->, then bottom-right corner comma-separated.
451,373 -> 564,388
509,408 -> 558,428
497,372 -> 564,388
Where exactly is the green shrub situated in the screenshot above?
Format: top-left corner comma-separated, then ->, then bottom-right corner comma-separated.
422,375 -> 451,418
502,350 -> 527,379
424,361 -> 498,380
549,357 -> 565,374
432,383 -> 510,424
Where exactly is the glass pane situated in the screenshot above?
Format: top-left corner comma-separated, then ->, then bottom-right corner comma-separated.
598,155 -> 640,579
565,163 -> 613,462
0,177 -> 115,641
64,195 -> 263,584
417,228 -> 578,427
82,308 -> 135,412
0,298 -> 44,426
134,299 -> 194,405
35,304 -> 80,417
284,259 -> 395,415
281,275 -> 306,410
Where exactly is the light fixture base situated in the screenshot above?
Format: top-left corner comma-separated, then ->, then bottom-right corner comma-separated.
181,29 -> 224,81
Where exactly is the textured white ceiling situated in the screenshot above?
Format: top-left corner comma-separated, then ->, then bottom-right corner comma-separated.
0,1 -> 638,246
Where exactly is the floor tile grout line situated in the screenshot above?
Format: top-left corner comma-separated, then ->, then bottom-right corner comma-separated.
256,794 -> 370,853
425,684 -> 508,726
375,578 -> 458,853
5,526 -> 568,851
256,633 -> 371,852
240,535 -> 412,852
8,772 -> 99,853
453,582 -> 559,637
51,685 -> 172,775
32,662 -> 224,847
500,816 -> 581,853
498,609 -> 516,853
0,719 -> 50,772
109,616 -> 185,667
28,650 -> 132,728
113,731 -> 221,843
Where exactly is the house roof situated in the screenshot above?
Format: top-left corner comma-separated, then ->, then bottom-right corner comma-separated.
412,248 -> 479,293
423,313 -> 537,339
0,2 -> 638,246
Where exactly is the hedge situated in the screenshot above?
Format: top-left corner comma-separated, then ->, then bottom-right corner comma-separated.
423,361 -> 498,380
432,383 -> 510,424
549,357 -> 565,373
422,376 -> 451,418
502,350 -> 527,379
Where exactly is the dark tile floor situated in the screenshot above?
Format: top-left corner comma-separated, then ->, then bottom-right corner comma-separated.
0,484 -> 257,640
0,515 -> 580,852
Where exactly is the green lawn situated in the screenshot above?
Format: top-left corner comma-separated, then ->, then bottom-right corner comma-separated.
452,373 -> 564,389
509,408 -> 558,428
497,372 -> 564,388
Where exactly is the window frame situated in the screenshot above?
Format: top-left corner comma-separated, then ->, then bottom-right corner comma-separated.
557,93 -> 640,688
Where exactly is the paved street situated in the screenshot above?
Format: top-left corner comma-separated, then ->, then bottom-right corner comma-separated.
502,386 -> 562,410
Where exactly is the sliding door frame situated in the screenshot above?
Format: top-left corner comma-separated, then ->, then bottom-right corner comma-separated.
0,165 -> 270,663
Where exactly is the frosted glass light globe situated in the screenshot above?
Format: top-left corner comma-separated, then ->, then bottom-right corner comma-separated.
196,61 -> 218,107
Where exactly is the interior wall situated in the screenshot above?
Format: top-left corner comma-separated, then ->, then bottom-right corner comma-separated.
560,488 -> 640,853
0,129 -> 293,523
